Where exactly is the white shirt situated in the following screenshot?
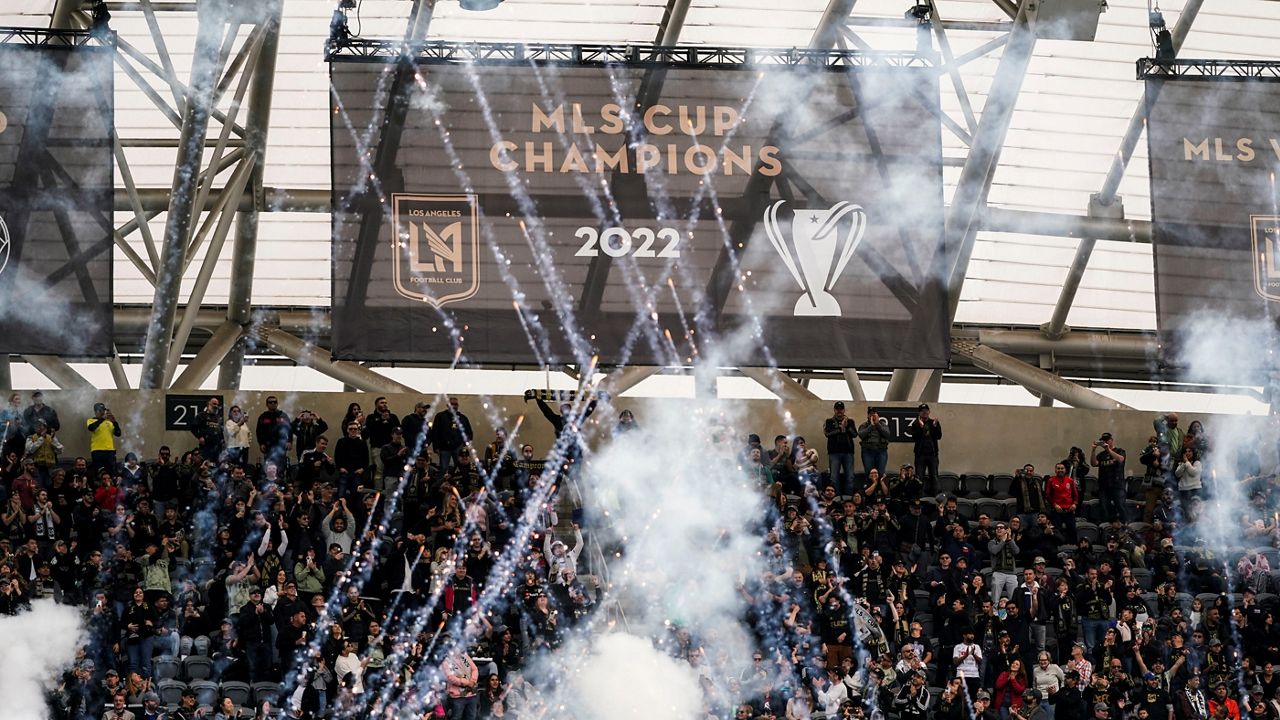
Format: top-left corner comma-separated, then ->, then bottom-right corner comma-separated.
335,652 -> 364,694
953,643 -> 983,678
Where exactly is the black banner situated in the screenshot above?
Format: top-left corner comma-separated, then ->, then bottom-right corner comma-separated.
331,50 -> 948,368
1146,74 -> 1280,378
0,38 -> 114,356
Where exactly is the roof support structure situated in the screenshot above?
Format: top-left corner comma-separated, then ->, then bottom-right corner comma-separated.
139,2 -> 239,389
890,0 -> 1039,401
953,341 -> 1133,410
741,367 -> 822,402
1044,0 -> 1203,340
22,355 -> 93,390
172,320 -> 244,389
256,328 -> 419,395
219,0 -> 283,390
596,366 -> 663,397
842,368 -> 867,402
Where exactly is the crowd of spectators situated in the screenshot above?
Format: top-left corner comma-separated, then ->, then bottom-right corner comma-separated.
0,391 -> 1276,720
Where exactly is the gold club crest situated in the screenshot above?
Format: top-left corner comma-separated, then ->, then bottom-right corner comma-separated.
392,193 -> 479,308
1251,214 -> 1280,301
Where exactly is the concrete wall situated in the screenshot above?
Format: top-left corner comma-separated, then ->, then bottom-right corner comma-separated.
6,388 -> 1272,474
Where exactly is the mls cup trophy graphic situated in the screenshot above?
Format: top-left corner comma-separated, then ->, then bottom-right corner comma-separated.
762,200 -> 867,316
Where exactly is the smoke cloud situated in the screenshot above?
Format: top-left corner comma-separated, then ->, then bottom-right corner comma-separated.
0,600 -> 84,720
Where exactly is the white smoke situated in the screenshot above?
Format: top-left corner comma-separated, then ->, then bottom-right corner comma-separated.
0,600 -> 84,720
565,633 -> 705,720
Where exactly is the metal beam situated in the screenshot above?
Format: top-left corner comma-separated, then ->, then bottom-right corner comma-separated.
982,206 -> 1149,243
172,320 -> 243,389
109,348 -> 130,390
892,0 -> 1038,400
976,328 -> 1155,359
842,368 -> 867,402
955,341 -> 1132,410
654,0 -> 691,47
257,328 -> 419,395
22,355 -> 93,390
740,367 -> 821,402
597,366 -> 662,397
220,0 -> 283,390
1044,0 -> 1203,339
138,5 -> 231,389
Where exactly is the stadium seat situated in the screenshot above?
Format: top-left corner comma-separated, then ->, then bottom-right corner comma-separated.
955,498 -> 976,521
157,679 -> 187,706
153,655 -> 180,681
1127,522 -> 1151,535
221,680 -> 251,707
1076,522 -> 1099,544
1131,568 -> 1154,591
184,655 -> 214,681
253,682 -> 283,707
193,635 -> 211,657
1140,592 -> 1159,616
1082,476 -> 1098,496
1080,499 -> 1102,523
189,679 -> 219,707
960,473 -> 988,498
938,473 -> 962,496
1196,593 -> 1221,609
988,474 -> 1015,499
976,499 -> 1007,522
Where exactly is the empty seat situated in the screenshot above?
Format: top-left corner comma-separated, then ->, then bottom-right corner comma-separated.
154,655 -> 180,681
976,499 -> 1007,522
252,682 -> 283,707
955,498 -> 977,521
989,474 -> 1015,499
1131,568 -> 1154,591
1139,592 -> 1159,616
1128,522 -> 1151,535
938,473 -> 963,496
1080,499 -> 1103,524
189,679 -> 219,707
157,679 -> 187,706
960,473 -> 989,499
1077,522 -> 1100,544
221,680 -> 251,707
184,655 -> 214,681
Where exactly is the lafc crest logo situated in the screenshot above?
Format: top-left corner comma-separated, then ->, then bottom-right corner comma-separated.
1251,215 -> 1280,301
392,194 -> 479,308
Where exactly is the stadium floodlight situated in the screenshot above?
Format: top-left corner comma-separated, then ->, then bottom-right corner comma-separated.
460,0 -> 504,10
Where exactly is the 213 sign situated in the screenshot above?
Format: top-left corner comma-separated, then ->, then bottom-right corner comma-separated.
869,407 -> 921,444
165,394 -> 221,431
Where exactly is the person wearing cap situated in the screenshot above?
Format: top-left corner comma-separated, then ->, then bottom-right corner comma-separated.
21,390 -> 60,437
1018,689 -> 1048,720
139,690 -> 163,720
1090,432 -> 1127,522
894,670 -> 931,720
1175,674 -> 1208,720
85,401 -> 121,478
857,406 -> 891,486
1209,682 -> 1240,720
1013,567 -> 1050,656
23,416 -> 62,479
379,425 -> 411,489
908,403 -> 942,492
991,520 -> 1021,604
972,690 -> 1000,720
824,401 -> 857,496
1092,702 -> 1113,720
1135,670 -> 1174,720
1044,462 -> 1080,543
1056,670 -> 1088,720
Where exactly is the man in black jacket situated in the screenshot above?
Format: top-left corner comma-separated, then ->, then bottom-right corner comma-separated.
237,587 -> 275,682
824,401 -> 857,495
256,395 -> 292,466
430,397 -> 474,476
909,404 -> 942,493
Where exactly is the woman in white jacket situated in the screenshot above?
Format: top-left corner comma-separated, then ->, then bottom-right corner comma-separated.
1174,447 -> 1202,504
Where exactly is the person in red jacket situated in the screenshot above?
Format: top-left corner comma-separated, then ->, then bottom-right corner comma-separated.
1044,462 -> 1079,543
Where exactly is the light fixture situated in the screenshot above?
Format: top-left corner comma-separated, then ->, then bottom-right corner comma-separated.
90,0 -> 111,39
460,0 -> 504,11
1149,4 -> 1174,60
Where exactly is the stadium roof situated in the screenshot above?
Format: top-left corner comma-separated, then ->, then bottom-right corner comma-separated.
2,0 -> 1277,411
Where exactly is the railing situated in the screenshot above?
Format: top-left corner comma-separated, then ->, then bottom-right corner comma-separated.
1138,57 -> 1280,80
0,26 -> 115,48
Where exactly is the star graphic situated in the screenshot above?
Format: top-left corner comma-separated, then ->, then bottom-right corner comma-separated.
810,215 -> 820,223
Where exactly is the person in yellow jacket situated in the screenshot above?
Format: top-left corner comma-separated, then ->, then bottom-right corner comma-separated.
86,402 -> 122,477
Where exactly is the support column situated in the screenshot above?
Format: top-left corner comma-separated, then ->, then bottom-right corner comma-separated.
955,342 -> 1132,410
841,369 -> 867,402
258,328 -> 419,395
139,1 -> 232,389
597,366 -> 661,397
173,321 -> 244,389
219,0 -> 283,389
1043,0 -> 1203,338
22,356 -> 93,390
740,367 -> 821,402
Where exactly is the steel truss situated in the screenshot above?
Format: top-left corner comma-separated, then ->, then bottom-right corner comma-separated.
0,0 -> 1244,407
326,39 -> 933,69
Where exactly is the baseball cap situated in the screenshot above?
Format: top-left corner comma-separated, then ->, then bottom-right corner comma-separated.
1161,538 -> 1173,548
1253,686 -> 1265,695
1143,672 -> 1157,680
1099,432 -> 1113,441
94,402 -> 106,412
1095,704 -> 1110,713
1023,689 -> 1041,702
976,691 -> 991,701
834,401 -> 845,409
1034,556 -> 1047,565
918,403 -> 930,410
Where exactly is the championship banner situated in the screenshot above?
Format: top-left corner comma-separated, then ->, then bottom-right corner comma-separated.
1145,67 -> 1280,378
330,44 -> 948,368
0,33 -> 114,356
